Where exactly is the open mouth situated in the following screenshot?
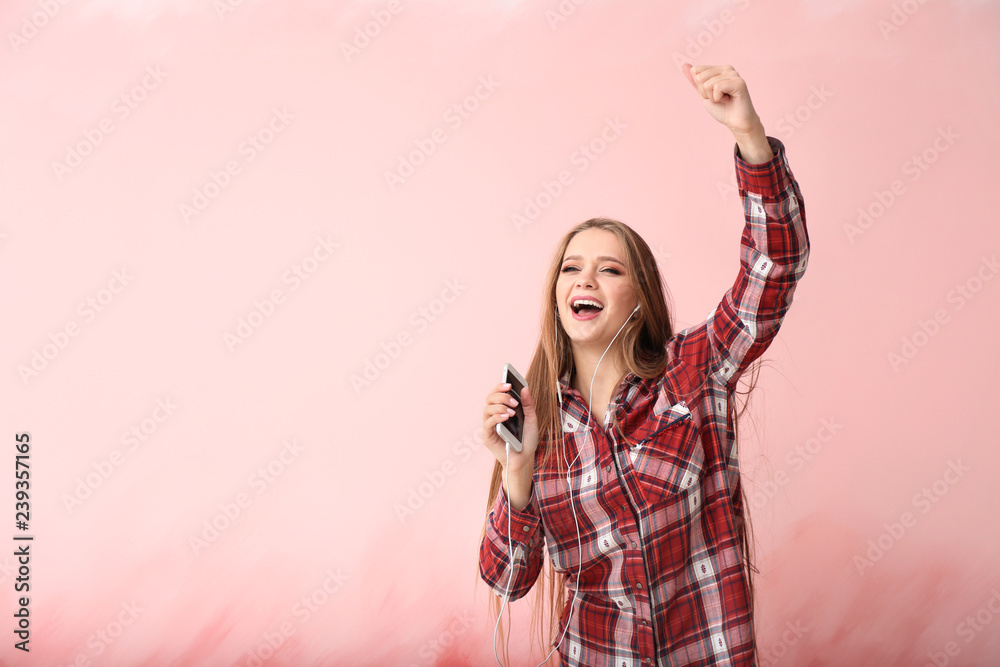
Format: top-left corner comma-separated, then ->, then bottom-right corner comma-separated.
571,299 -> 604,319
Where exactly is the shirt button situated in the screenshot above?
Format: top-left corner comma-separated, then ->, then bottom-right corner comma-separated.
606,465 -> 612,472
631,541 -> 637,548
645,658 -> 652,664
642,620 -> 648,626
522,525 -> 530,532
636,582 -> 643,589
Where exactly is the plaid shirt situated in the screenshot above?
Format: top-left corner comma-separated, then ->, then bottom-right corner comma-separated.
479,136 -> 809,666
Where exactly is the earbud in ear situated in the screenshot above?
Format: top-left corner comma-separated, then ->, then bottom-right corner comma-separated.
633,303 -> 641,313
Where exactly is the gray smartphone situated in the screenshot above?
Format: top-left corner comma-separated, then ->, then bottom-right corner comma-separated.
495,363 -> 528,452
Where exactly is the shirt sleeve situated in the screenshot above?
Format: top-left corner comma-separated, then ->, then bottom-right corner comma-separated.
670,135 -> 809,389
667,136 -> 809,503
478,480 -> 545,602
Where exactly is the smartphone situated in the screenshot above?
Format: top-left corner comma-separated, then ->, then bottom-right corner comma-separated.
496,363 -> 528,452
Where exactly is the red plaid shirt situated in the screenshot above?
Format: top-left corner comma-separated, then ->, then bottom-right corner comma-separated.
479,136 -> 809,666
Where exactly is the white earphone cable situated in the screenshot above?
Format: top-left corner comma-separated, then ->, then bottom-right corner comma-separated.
492,442 -> 516,666
492,302 -> 639,666
534,302 -> 640,666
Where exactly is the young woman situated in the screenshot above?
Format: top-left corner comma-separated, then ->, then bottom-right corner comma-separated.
477,64 -> 809,666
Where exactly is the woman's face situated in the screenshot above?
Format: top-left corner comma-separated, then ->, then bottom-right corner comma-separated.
556,228 -> 639,352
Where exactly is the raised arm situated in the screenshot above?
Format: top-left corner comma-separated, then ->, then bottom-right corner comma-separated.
672,65 -> 810,388
705,136 -> 808,388
670,66 -> 809,516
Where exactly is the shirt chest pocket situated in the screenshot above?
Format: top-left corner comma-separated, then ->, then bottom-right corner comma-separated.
624,404 -> 704,508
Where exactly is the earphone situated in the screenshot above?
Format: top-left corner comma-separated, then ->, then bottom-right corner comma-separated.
493,301 -> 640,666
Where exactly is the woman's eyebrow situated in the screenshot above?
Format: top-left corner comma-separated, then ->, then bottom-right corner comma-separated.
562,254 -> 624,264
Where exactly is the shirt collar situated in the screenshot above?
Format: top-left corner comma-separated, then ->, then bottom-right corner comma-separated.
557,367 -> 640,402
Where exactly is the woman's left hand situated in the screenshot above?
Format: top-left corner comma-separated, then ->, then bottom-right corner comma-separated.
682,64 -> 763,138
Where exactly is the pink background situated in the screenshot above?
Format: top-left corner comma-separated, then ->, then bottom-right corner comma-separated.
1,0 -> 998,665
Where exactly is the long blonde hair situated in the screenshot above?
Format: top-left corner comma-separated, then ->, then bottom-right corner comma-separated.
478,217 -> 761,663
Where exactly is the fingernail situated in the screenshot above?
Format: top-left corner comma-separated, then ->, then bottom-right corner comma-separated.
502,383 -> 511,389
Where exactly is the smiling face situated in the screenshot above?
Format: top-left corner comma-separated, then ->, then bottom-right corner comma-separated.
556,228 -> 639,353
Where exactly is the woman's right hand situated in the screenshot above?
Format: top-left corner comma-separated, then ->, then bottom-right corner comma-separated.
482,382 -> 539,477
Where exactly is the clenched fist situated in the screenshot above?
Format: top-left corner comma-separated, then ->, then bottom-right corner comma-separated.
682,64 -> 774,164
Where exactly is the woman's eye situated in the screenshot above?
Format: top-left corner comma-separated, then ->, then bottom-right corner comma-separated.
560,266 -> 620,274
